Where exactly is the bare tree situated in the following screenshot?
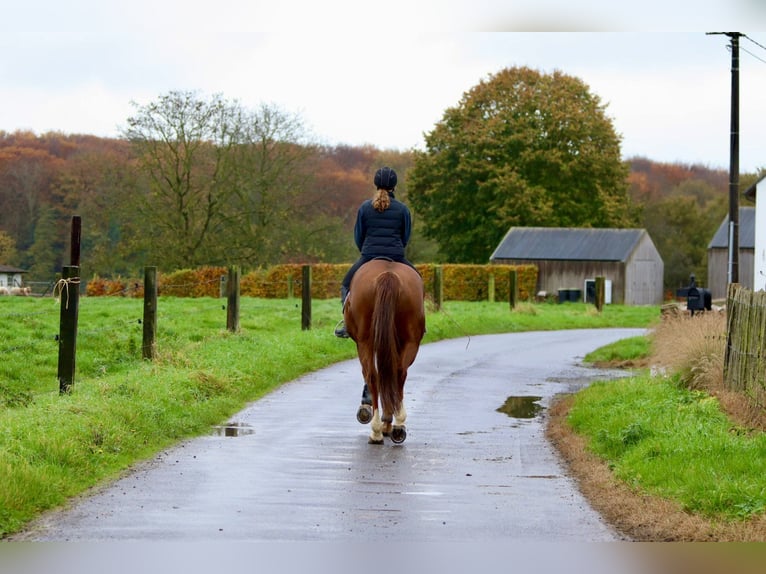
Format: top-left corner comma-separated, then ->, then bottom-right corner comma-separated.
124,92 -> 312,269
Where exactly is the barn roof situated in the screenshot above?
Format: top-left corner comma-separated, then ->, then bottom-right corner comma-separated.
490,227 -> 647,262
0,265 -> 27,273
708,206 -> 755,250
744,173 -> 766,201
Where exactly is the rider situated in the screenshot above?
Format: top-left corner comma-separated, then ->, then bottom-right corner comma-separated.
334,166 -> 417,338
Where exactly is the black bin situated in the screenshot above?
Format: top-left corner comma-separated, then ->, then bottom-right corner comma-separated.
686,287 -> 712,314
557,289 -> 582,303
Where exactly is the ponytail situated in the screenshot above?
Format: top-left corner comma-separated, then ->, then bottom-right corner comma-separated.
372,188 -> 391,212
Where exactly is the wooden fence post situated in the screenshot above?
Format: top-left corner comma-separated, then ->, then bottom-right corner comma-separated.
301,265 -> 312,330
70,215 -> 81,266
142,266 -> 158,360
433,265 -> 443,311
509,269 -> 518,310
488,273 -> 495,303
57,265 -> 80,394
227,266 -> 240,333
594,276 -> 605,312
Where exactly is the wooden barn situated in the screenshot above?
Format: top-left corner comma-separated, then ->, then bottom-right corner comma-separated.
706,206 -> 755,299
489,227 -> 664,305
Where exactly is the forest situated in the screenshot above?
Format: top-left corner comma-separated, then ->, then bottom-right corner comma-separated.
0,127 -> 756,294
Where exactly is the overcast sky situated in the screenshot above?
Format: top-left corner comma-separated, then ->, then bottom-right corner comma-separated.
2,1 -> 766,172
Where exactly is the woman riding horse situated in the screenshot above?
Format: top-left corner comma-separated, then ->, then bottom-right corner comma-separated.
334,166 -> 418,338
344,258 -> 425,444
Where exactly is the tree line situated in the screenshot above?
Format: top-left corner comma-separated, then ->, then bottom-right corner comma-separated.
0,71 -> 761,292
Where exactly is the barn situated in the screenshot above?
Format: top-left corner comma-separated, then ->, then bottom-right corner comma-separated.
489,227 -> 664,305
706,206 -> 755,299
0,264 -> 27,289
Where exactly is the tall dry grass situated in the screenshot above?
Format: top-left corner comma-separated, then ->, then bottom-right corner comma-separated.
650,310 -> 727,391
651,309 -> 766,430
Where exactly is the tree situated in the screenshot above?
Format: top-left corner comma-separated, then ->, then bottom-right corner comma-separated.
123,92 -> 313,269
26,204 -> 61,281
0,230 -> 17,264
408,66 -> 635,263
641,180 -> 726,291
123,91 -> 245,269
53,141 -> 140,276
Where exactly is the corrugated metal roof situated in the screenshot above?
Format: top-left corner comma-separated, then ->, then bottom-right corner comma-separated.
490,227 -> 646,262
708,207 -> 755,249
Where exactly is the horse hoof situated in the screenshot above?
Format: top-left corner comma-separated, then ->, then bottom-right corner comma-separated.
368,437 -> 384,445
390,426 -> 407,444
356,404 -> 373,424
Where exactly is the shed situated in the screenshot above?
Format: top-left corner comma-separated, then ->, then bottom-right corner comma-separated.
744,175 -> 765,292
706,206 -> 755,299
489,227 -> 664,305
0,265 -> 27,289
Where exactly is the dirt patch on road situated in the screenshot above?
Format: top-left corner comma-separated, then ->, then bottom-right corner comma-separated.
546,394 -> 766,542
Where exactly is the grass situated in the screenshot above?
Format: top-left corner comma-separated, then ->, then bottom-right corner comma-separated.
567,376 -> 766,520
0,296 -> 657,537
565,310 -> 766,539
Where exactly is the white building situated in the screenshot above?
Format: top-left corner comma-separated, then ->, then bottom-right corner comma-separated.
744,176 -> 766,292
0,265 -> 27,288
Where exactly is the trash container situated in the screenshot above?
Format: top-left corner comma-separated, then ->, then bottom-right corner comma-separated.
558,289 -> 581,303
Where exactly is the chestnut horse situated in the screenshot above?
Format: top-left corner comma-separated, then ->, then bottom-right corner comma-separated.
344,259 -> 425,444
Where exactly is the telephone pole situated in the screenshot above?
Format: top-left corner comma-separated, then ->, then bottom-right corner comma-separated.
708,31 -> 743,284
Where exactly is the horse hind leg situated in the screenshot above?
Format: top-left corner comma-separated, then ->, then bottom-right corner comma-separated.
390,402 -> 407,444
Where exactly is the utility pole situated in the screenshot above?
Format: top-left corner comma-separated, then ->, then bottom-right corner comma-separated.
708,31 -> 743,285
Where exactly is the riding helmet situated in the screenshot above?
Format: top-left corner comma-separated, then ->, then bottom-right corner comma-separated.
374,167 -> 397,190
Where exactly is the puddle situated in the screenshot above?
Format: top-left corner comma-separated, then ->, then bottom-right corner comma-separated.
211,422 -> 255,437
496,396 -> 544,419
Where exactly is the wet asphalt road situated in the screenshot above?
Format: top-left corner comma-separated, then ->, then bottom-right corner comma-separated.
17,328 -> 645,543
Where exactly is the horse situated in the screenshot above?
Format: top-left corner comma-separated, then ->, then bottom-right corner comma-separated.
344,259 -> 425,445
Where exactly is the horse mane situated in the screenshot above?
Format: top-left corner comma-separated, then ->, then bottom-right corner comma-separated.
372,271 -> 401,418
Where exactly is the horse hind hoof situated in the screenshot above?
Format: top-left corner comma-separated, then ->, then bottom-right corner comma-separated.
390,426 -> 407,444
356,404 -> 373,425
368,437 -> 384,445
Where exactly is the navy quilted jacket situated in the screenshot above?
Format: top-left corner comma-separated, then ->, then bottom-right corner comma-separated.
353,192 -> 412,259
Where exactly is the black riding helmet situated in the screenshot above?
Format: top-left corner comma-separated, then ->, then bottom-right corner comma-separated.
374,167 -> 397,191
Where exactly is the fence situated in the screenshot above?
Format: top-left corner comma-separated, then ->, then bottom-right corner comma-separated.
724,283 -> 766,405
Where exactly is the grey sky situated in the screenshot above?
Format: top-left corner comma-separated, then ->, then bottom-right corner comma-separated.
2,2 -> 765,171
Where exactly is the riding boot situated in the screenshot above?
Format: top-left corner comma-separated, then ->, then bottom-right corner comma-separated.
334,286 -> 350,338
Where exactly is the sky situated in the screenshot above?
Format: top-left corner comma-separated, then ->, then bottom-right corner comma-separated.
2,1 -> 766,172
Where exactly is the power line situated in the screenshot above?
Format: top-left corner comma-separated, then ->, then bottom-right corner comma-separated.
741,45 -> 766,65
743,35 -> 766,52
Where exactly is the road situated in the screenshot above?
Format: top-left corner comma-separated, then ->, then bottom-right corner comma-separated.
16,328 -> 644,543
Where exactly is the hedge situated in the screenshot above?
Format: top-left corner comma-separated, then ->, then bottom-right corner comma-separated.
85,264 -> 538,302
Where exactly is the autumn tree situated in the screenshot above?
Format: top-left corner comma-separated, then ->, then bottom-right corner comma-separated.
0,231 -> 17,264
26,204 -> 61,281
0,143 -> 63,258
641,179 -> 727,291
53,141 -> 139,276
408,66 -> 635,263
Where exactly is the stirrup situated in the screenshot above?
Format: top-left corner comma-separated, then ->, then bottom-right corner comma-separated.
334,320 -> 350,338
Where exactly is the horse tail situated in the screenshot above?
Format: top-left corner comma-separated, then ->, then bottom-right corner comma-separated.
372,271 -> 401,418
